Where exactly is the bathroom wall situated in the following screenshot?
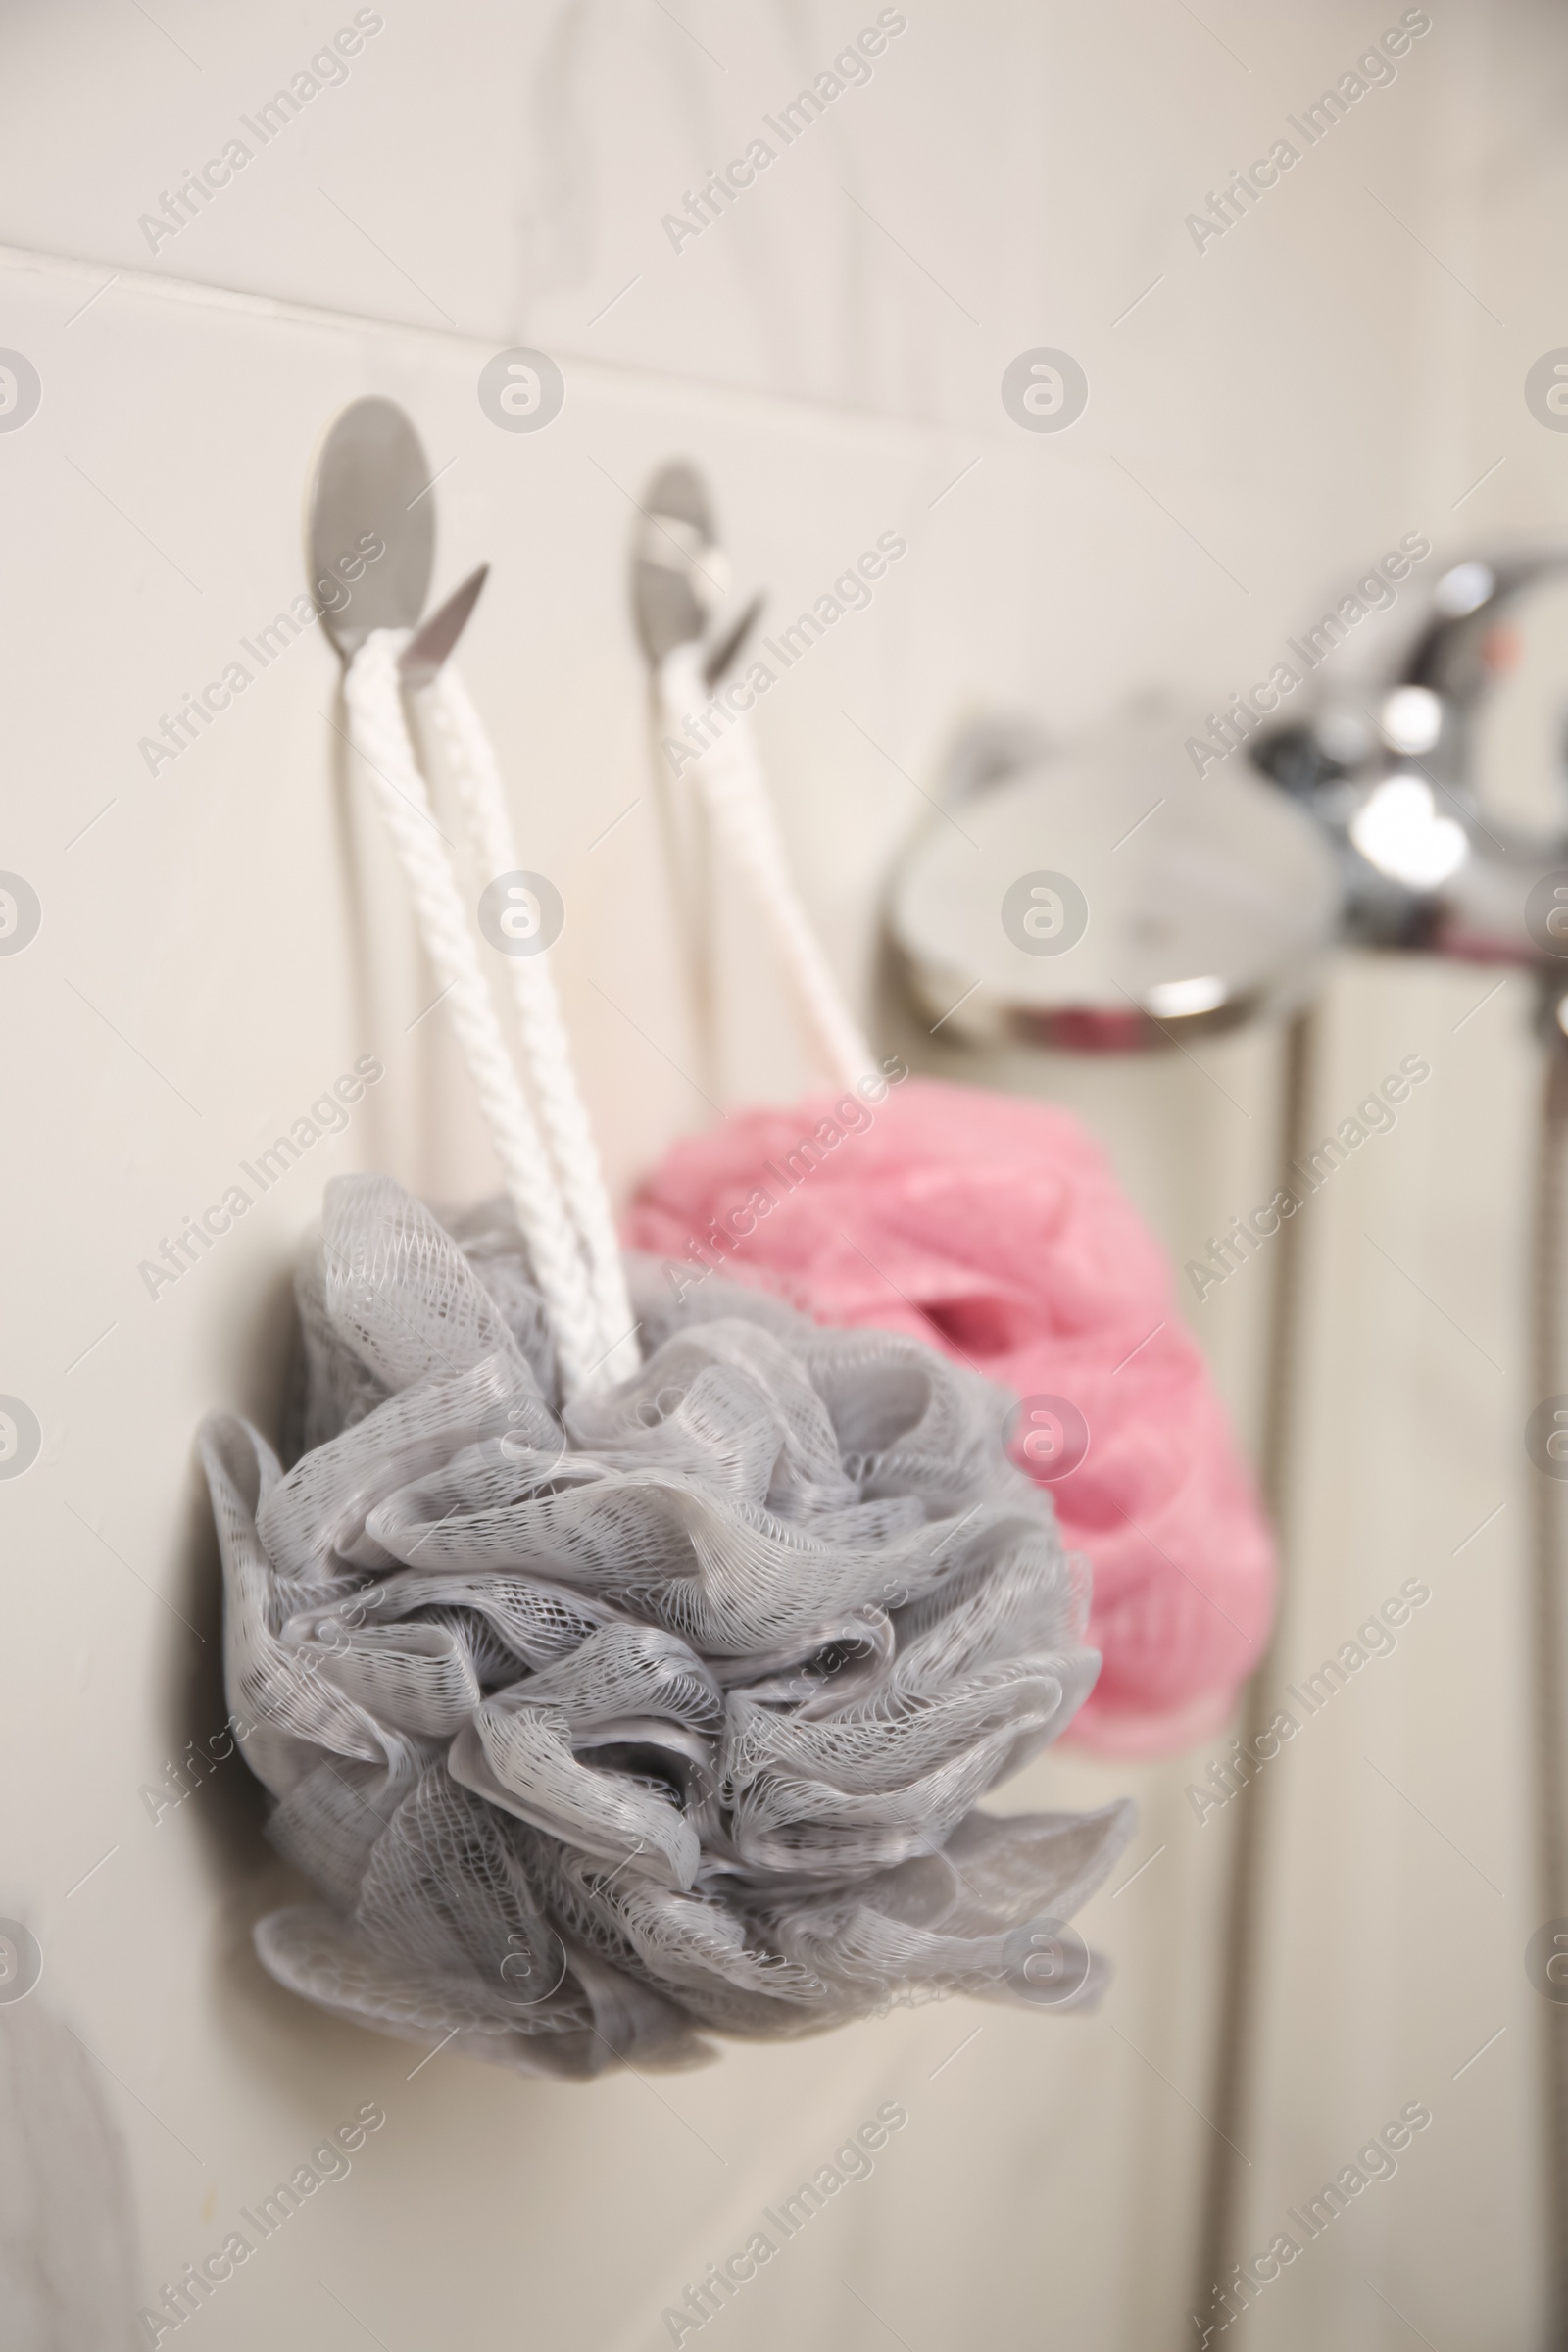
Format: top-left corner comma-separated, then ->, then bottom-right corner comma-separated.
0,2 -> 1559,2345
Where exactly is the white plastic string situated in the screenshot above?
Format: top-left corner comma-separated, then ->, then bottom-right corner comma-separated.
345,628 -> 610,1397
659,638 -> 875,1094
416,664 -> 641,1387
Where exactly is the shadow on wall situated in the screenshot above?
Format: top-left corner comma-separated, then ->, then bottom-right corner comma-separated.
170,1276 -> 296,1882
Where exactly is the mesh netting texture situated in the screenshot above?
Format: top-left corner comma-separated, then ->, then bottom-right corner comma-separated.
626,1076 -> 1276,1758
200,1174 -> 1133,2078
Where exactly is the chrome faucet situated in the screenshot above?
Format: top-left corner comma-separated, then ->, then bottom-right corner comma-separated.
1249,550 -> 1568,997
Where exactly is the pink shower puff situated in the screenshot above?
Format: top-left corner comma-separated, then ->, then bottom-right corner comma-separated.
625,1075 -> 1274,1756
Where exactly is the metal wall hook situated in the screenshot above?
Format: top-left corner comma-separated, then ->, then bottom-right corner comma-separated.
704,591 -> 764,691
308,394 -> 485,678
400,564 -> 489,688
631,459 -> 762,684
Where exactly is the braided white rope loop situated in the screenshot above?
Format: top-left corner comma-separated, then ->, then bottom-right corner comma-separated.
344,630 -> 607,1397
416,665 -> 641,1386
660,640 -> 875,1094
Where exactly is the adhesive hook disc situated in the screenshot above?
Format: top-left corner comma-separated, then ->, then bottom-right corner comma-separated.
633,460 -> 730,665
307,396 -> 435,661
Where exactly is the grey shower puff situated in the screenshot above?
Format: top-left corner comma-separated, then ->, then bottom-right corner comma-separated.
201,1175 -> 1133,2077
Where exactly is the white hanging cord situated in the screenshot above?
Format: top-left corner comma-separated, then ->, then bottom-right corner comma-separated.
416,664 -> 641,1387
659,639 -> 875,1093
344,629 -> 610,1398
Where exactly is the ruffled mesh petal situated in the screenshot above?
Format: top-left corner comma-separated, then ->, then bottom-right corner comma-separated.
202,1173 -> 1133,2073
625,1075 -> 1277,1755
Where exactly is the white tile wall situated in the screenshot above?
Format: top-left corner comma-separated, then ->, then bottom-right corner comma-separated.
1,2 -> 1563,2345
